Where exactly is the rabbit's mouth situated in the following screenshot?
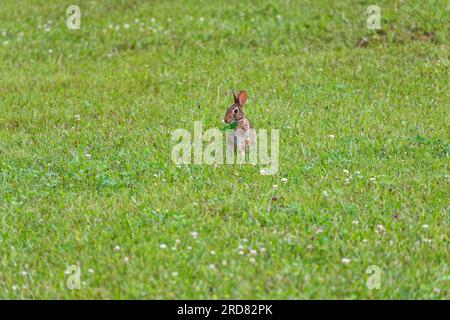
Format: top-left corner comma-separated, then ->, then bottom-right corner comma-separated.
223,117 -> 234,124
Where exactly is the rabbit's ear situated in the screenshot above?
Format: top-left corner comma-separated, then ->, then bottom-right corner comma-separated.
238,90 -> 248,106
232,89 -> 239,104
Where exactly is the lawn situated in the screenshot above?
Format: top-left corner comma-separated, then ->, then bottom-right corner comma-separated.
0,0 -> 448,299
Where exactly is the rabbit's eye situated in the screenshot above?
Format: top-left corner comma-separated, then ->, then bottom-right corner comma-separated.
233,108 -> 238,114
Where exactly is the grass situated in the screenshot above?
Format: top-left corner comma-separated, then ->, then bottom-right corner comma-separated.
0,0 -> 448,299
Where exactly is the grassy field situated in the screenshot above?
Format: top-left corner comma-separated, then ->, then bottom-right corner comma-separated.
0,0 -> 448,299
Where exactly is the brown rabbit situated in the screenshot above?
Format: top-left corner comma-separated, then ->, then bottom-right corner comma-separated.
224,89 -> 255,156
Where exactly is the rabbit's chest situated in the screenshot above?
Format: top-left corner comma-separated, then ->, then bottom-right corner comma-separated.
234,118 -> 255,148
237,118 -> 251,131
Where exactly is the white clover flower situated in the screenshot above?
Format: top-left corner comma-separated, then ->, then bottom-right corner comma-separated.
369,177 -> 376,182
85,154 -> 91,159
249,258 -> 256,263
344,178 -> 350,184
74,114 -> 81,121
171,271 -> 178,277
124,23 -> 130,29
272,184 -> 278,189
113,245 -> 121,251
159,243 -> 167,249
281,178 -> 288,183
88,268 -> 94,274
343,169 -> 349,174
352,220 -> 359,225
323,190 -> 329,197
210,250 -> 215,255
341,258 -> 351,264
190,231 -> 198,239
208,264 -> 215,270
249,249 -> 257,255
376,225 -> 385,233
422,224 -> 429,229
328,134 -> 335,139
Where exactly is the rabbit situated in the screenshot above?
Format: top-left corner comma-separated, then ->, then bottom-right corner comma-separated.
224,89 -> 256,157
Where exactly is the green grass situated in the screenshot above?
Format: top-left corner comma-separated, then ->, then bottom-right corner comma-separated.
0,0 -> 449,299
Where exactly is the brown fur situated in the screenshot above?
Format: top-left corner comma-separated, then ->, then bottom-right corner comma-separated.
224,90 -> 255,152
224,90 -> 251,130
